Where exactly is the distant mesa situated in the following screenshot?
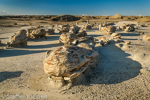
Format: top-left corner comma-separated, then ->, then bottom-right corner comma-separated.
110,14 -> 123,19
50,15 -> 81,21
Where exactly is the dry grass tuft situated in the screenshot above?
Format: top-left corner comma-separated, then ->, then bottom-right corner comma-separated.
13,23 -> 18,25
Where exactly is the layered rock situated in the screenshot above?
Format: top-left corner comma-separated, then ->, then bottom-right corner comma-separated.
76,29 -> 87,37
99,25 -> 116,35
43,43 -> 99,90
124,26 -> 135,32
120,23 -> 135,31
46,29 -> 55,35
73,36 -> 95,46
98,37 -> 109,46
7,29 -> 28,47
58,25 -> 70,33
30,28 -> 46,39
59,32 -> 77,45
110,33 -> 123,42
81,24 -> 92,30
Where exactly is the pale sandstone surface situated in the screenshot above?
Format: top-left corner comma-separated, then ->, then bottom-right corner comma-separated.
0,20 -> 150,100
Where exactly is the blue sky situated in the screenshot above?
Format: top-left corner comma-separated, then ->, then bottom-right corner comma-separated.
0,0 -> 150,16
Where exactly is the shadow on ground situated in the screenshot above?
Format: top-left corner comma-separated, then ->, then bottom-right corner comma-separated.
0,49 -> 47,58
120,32 -> 140,36
86,28 -> 99,32
0,37 -> 9,39
88,34 -> 103,37
28,43 -> 62,49
121,38 -> 137,40
0,71 -> 23,82
27,33 -> 61,42
73,41 -> 142,86
0,42 -> 62,58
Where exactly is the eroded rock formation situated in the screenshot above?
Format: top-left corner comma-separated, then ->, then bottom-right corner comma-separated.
43,43 -> 99,90
99,25 -> 116,35
7,29 -> 28,47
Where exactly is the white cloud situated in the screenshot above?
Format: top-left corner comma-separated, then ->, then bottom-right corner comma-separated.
0,10 -> 11,15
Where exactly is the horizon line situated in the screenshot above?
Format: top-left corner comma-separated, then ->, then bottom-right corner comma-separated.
0,14 -> 148,16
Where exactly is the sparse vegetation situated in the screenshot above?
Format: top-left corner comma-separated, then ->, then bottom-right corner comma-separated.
13,22 -> 17,25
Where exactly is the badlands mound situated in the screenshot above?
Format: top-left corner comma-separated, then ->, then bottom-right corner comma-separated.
50,15 -> 81,21
110,14 -> 123,19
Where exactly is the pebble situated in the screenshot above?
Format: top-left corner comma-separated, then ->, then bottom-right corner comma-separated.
140,69 -> 147,74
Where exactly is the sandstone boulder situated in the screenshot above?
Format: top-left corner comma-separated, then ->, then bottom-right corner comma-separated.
30,28 -> 46,39
43,43 -> 99,90
98,37 -> 109,46
58,26 -> 70,33
120,25 -> 126,30
73,36 -> 95,46
76,29 -> 87,37
46,29 -> 55,35
111,33 -> 121,39
110,33 -> 123,42
98,23 -> 103,29
143,35 -> 150,41
69,28 -> 77,34
26,28 -> 35,38
59,32 -> 77,45
81,24 -> 92,30
7,29 -> 28,47
125,26 -> 135,32
71,25 -> 80,32
99,25 -> 116,35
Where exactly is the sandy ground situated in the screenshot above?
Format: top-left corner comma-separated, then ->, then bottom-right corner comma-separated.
0,20 -> 150,100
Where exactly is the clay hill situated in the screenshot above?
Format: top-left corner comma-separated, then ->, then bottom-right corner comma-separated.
50,15 -> 81,21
